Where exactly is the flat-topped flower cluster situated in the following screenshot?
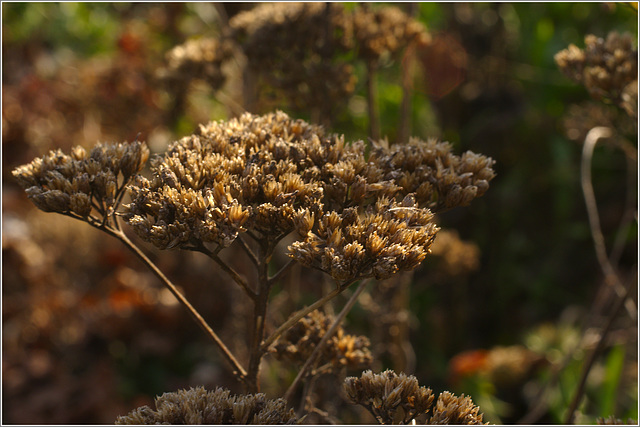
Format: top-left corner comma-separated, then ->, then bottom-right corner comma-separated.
120,111 -> 494,283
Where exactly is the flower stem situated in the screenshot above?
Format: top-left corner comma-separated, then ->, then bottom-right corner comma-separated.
102,225 -> 248,381
245,241 -> 275,393
284,279 -> 370,403
261,282 -> 351,352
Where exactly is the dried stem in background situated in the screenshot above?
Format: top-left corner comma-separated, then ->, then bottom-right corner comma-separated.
397,3 -> 419,145
581,126 -> 637,320
564,278 -> 634,424
366,60 -> 381,141
519,126 -> 638,424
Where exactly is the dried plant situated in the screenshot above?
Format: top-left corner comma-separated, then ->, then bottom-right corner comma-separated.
13,108 -> 494,422
229,2 -> 355,121
115,386 -> 299,425
11,2 -> 499,418
555,31 -> 638,117
12,141 -> 149,221
162,3 -> 431,134
344,369 -> 487,425
352,5 -> 430,63
271,309 -> 372,374
541,29 -> 638,426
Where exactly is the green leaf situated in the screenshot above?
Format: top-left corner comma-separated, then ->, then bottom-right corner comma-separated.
598,345 -> 626,417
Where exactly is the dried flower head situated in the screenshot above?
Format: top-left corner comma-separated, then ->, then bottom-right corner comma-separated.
12,141 -> 149,219
555,32 -> 638,116
288,197 -> 439,283
123,111 -> 493,283
115,386 -> 299,424
230,3 -> 355,119
344,369 -> 487,425
124,111 -> 329,249
159,37 -> 235,92
271,310 -> 372,372
368,138 -> 496,212
344,369 -> 434,424
428,391 -> 486,425
353,5 -> 431,63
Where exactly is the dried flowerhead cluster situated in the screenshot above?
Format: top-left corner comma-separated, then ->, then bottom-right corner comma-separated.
12,141 -> 149,219
344,369 -> 487,425
115,386 -> 298,425
170,3 -> 428,120
353,5 -> 431,63
158,37 -> 235,92
289,197 -> 438,282
124,111 -> 328,249
271,310 -> 372,372
230,3 -> 355,118
428,391 -> 487,425
124,111 -> 494,282
555,32 -> 638,117
368,138 -> 495,212
344,369 -> 433,424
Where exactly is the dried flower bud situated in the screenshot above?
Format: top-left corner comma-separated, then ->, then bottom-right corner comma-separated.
69,192 -> 92,217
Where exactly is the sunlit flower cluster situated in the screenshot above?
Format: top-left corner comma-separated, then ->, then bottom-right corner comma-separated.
344,369 -> 487,425
115,386 -> 298,425
122,111 -> 493,282
289,197 -> 438,282
368,138 -> 495,212
12,141 -> 149,219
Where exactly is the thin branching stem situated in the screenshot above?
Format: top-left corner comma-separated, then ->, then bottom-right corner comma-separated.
199,246 -> 257,300
284,279 -> 371,402
92,221 -> 248,382
397,3 -> 418,145
522,128 -> 639,424
236,235 -> 260,267
261,280 -> 356,352
268,259 -> 296,286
